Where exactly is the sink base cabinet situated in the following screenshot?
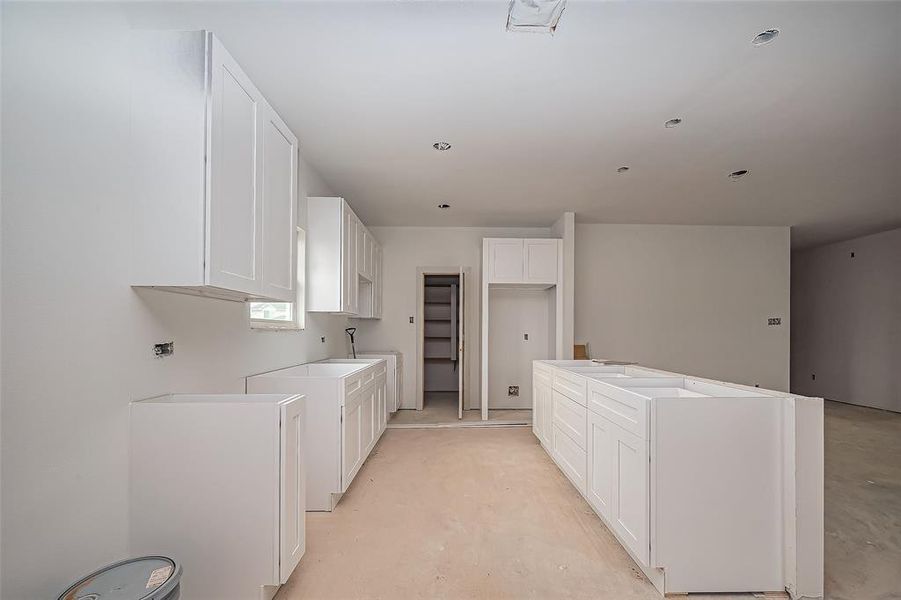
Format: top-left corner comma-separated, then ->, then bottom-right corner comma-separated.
130,394 -> 305,600
247,360 -> 389,512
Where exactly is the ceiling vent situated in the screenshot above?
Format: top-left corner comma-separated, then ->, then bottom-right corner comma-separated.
506,0 -> 567,34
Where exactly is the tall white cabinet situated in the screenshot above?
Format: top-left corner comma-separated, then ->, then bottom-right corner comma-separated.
481,238 -> 564,419
130,393 -> 305,600
307,197 -> 382,317
130,31 -> 298,302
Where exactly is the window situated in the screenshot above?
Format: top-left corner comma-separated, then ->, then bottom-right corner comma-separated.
249,228 -> 306,330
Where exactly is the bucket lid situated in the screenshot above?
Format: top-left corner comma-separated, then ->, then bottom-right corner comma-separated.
58,556 -> 182,600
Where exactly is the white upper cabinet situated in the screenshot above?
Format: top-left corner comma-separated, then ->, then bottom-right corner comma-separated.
485,238 -> 561,285
130,31 -> 297,302
487,239 -> 525,282
308,197 -> 382,317
524,239 -> 560,284
260,109 -> 298,300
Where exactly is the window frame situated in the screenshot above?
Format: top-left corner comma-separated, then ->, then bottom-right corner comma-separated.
249,227 -> 306,331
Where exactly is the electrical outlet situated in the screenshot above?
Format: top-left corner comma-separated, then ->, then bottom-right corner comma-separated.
767,317 -> 782,326
153,341 -> 174,358
523,333 -> 529,341
320,337 -> 326,343
409,316 -> 414,324
508,385 -> 519,397
812,373 -> 816,381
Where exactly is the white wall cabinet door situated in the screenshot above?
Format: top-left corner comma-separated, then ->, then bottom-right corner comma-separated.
342,208 -> 358,314
259,106 -> 298,302
524,239 -> 559,284
587,412 -> 615,521
487,239 -> 524,283
207,37 -> 264,295
612,424 -> 649,565
372,245 -> 383,318
279,397 -> 305,583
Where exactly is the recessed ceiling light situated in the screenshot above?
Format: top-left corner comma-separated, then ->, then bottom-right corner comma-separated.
433,141 -> 452,151
728,169 -> 749,180
752,29 -> 780,46
507,0 -> 567,33
438,203 -> 451,209
617,166 -> 630,173
664,118 -> 682,128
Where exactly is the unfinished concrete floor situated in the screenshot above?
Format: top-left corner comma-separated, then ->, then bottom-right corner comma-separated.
277,401 -> 901,600
824,401 -> 901,600
278,427 -> 755,600
389,391 -> 532,427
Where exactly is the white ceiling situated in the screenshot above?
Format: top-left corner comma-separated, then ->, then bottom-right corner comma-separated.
129,1 -> 901,248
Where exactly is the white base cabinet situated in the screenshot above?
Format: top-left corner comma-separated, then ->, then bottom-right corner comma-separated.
247,359 -> 388,511
130,393 -> 305,600
355,351 -> 404,412
532,360 -> 825,599
130,31 -> 298,302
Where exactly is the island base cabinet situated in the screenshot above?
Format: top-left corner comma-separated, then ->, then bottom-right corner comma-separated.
587,411 -> 649,566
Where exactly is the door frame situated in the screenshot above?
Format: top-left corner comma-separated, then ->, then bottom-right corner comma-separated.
415,267 -> 472,412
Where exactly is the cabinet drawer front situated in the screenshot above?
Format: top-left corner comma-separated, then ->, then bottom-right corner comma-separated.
588,381 -> 647,439
345,374 -> 363,394
552,424 -> 587,494
534,364 -> 552,388
553,369 -> 587,406
553,391 -> 587,450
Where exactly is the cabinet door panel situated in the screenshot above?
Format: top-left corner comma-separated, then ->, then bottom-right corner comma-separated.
552,424 -> 587,494
341,391 -> 362,490
279,398 -> 305,582
361,384 -> 375,452
342,208 -> 358,313
487,239 -> 524,283
208,38 -> 261,294
260,108 -> 297,301
613,426 -> 649,565
587,413 -> 614,520
524,239 -> 559,284
541,386 -> 553,448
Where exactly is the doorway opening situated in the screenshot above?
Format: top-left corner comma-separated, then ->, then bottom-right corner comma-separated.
422,273 -> 461,415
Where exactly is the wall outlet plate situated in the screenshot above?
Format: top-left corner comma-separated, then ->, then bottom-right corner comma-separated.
508,385 -> 519,397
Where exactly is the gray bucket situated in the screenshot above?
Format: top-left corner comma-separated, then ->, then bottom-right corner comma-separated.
58,556 -> 181,600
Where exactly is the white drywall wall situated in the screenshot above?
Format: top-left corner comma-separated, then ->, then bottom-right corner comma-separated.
487,288 -> 554,409
354,226 -> 554,410
0,5 -> 347,597
574,224 -> 791,391
552,212 -> 575,359
791,227 -> 901,412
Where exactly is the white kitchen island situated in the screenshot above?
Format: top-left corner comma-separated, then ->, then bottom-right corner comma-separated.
533,360 -> 824,599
